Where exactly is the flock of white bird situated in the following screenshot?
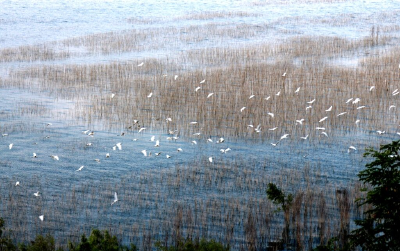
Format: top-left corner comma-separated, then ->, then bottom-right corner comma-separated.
4,65 -> 400,224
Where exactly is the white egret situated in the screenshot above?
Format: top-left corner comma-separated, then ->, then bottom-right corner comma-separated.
141,150 -> 147,156
320,132 -> 328,137
147,92 -> 153,98
39,215 -> 44,221
150,136 -> 155,142
155,152 -> 161,156
267,112 -> 274,118
195,86 -> 201,92
240,107 -> 246,112
307,99 -> 315,104
9,143 -> 13,150
116,142 -> 122,150
166,155 -> 171,159
357,106 -> 366,110
155,140 -> 160,147
389,105 -> 396,110
193,132 -> 201,136
346,98 -> 353,104
355,120 -> 360,124
280,134 -> 289,140
94,159 -> 100,163
76,166 -> 84,172
377,130 -> 386,135
337,112 -> 347,116
249,94 -> 255,99
306,106 -> 312,110
296,119 -> 305,125
207,93 -> 214,98
34,192 -> 40,197
86,143 -> 93,146
348,146 -> 357,153
189,122 -> 198,125
282,72 -> 287,77
217,137 -> 225,144
369,86 -> 375,91
269,127 -> 278,131
271,141 -> 279,147
200,79 -> 206,84
111,192 -> 118,205
208,157 -> 213,163
220,148 -> 231,153
2,133 -> 8,137
50,155 -> 59,161
113,146 -> 117,151
265,96 -> 271,100
32,153 -> 37,158
275,91 -> 281,96
294,87 -> 300,94
255,124 -> 262,133
111,93 -> 115,99
15,181 -> 20,186
174,75 -> 178,80
352,98 -> 360,104
316,127 -> 325,130
319,117 -> 328,123
82,130 -> 90,134
325,106 -> 332,112
191,140 -> 197,145
207,138 -> 213,143
106,153 -> 110,158
138,128 -> 146,133
300,135 -> 309,140
177,148 -> 183,152
137,62 -> 144,66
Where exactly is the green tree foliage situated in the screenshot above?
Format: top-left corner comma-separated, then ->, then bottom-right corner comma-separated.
18,234 -> 61,251
266,183 -> 293,247
350,140 -> 400,250
155,238 -> 229,251
68,229 -> 137,251
0,218 -> 16,251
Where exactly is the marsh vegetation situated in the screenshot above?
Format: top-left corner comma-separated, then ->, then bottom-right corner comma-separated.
1,0 -> 400,250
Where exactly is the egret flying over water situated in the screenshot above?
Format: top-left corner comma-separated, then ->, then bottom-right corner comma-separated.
348,146 -> 357,153
141,150 -> 147,156
76,166 -> 84,172
300,135 -> 309,140
111,192 -> 118,205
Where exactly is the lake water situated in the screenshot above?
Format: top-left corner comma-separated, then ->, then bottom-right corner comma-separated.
1,0 -> 400,249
